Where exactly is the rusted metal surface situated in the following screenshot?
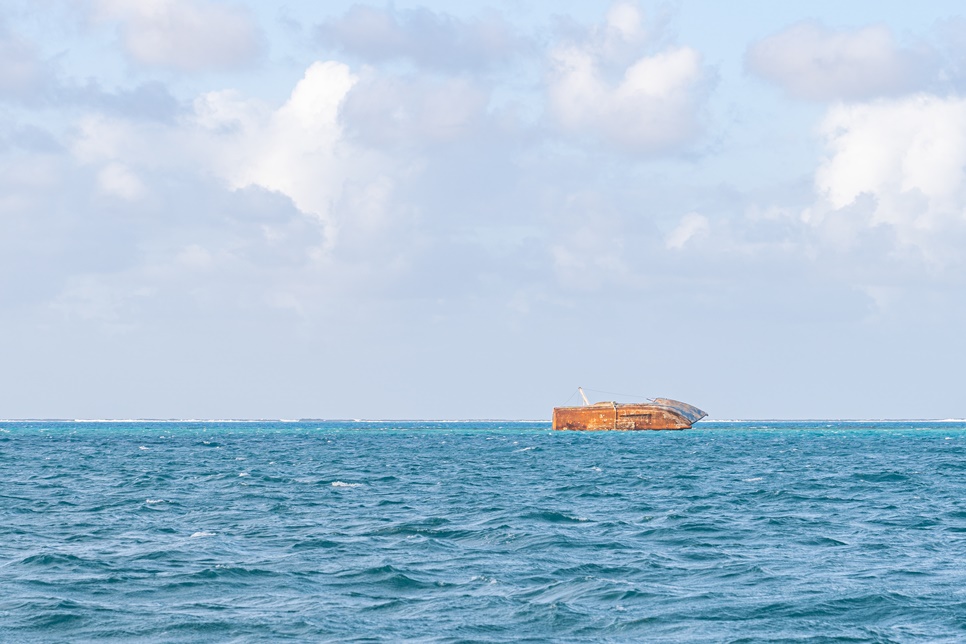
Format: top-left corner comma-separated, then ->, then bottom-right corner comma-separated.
552,399 -> 707,431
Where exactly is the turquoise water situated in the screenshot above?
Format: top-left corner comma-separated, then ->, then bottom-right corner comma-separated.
2,420 -> 965,642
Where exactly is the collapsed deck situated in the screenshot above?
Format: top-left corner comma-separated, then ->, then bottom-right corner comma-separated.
552,398 -> 707,431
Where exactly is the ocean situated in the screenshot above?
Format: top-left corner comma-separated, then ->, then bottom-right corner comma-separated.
1,420 -> 965,642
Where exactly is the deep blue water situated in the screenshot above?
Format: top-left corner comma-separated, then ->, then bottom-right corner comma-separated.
2,420 -> 966,642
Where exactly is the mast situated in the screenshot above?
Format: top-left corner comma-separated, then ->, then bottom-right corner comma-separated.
578,387 -> 590,406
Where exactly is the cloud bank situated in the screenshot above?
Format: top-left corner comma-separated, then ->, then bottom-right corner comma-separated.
3,2 -> 966,418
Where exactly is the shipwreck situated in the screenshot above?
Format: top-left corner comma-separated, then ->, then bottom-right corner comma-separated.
552,388 -> 707,431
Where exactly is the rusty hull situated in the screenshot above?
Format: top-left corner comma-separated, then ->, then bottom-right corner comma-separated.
552,398 -> 707,431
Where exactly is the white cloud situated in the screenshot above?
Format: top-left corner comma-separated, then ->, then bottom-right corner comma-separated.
550,227 -> 627,289
71,113 -> 158,166
195,61 -> 386,248
547,3 -> 708,152
746,22 -> 928,101
0,26 -> 49,102
51,274 -> 137,323
582,1 -> 650,61
341,73 -> 489,146
41,61 -> 390,324
94,0 -> 263,71
603,2 -> 646,43
174,244 -> 214,269
316,4 -> 524,72
64,59 -> 408,277
97,162 -> 145,200
72,61 -> 371,220
0,21 -> 183,117
666,212 -> 709,250
808,94 -> 966,259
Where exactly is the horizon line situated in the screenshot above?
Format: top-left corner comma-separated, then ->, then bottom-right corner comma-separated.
1,418 -> 965,423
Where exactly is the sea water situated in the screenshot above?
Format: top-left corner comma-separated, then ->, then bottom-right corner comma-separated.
1,420 -> 965,642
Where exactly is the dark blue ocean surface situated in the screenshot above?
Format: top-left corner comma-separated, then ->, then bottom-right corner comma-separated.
2,421 -> 966,642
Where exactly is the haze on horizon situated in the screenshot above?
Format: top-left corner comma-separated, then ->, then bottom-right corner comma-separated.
3,0 -> 966,421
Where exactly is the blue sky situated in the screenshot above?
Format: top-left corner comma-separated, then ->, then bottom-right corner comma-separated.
4,1 -> 966,419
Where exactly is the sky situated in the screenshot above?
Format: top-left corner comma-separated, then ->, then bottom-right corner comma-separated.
4,0 -> 966,420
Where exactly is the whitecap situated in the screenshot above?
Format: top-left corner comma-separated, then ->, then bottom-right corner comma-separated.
331,481 -> 362,488
138,446 -> 149,451
471,575 -> 498,585
514,446 -> 536,452
744,477 -> 763,482
238,472 -> 250,477
145,499 -> 164,504
190,531 -> 215,538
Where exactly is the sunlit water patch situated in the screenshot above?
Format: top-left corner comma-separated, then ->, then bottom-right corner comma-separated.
1,420 -> 965,641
